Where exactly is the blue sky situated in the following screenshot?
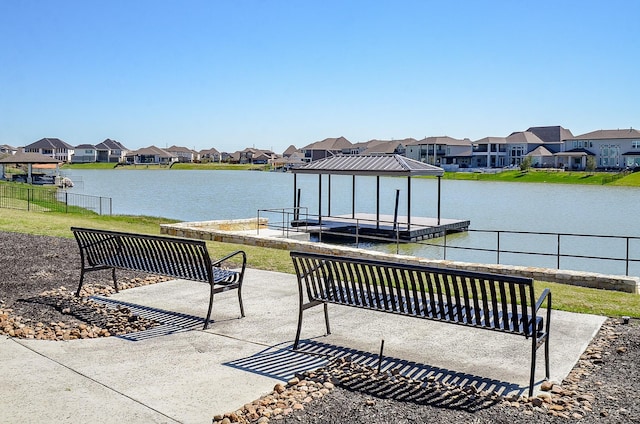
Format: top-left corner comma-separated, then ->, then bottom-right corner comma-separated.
1,1 -> 638,153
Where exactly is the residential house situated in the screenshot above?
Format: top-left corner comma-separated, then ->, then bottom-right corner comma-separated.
166,145 -> 198,163
471,131 -> 549,168
23,138 -> 74,162
0,144 -> 17,156
301,136 -> 352,162
96,139 -> 128,163
406,136 -> 472,167
352,139 -> 410,156
561,129 -> 640,170
71,144 -> 98,163
199,148 -> 221,162
125,146 -> 177,165
282,145 -> 298,158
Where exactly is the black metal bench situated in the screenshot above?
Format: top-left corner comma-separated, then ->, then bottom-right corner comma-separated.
71,227 -> 247,329
290,251 -> 551,396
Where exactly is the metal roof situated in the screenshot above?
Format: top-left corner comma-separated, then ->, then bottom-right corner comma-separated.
291,154 -> 444,177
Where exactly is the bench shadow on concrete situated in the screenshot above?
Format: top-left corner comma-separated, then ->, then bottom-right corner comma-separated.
91,297 -> 238,341
224,339 -> 527,409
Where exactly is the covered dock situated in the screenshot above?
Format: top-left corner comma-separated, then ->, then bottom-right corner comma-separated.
0,152 -> 65,185
290,154 -> 469,241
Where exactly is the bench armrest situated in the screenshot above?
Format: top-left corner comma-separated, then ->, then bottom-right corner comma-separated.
534,288 -> 552,314
212,250 -> 247,272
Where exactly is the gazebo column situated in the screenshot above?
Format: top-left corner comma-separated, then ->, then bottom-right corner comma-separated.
407,176 -> 411,230
27,164 -> 33,184
376,176 -> 380,229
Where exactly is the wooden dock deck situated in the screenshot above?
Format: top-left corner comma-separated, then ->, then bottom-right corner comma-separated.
293,213 -> 470,242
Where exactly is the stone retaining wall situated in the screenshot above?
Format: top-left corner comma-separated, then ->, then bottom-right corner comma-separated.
161,221 -> 640,295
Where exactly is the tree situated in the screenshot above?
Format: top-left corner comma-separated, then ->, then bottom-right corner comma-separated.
585,156 -> 596,174
520,156 -> 532,172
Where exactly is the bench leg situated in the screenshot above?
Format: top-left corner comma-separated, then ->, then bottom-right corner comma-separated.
112,268 -> 119,293
529,337 -> 537,398
293,301 -> 331,350
204,286 -> 215,330
75,269 -> 86,297
323,302 -> 331,335
238,284 -> 245,318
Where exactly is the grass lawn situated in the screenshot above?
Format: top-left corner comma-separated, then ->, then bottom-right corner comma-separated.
441,169 -> 638,186
0,207 -> 637,318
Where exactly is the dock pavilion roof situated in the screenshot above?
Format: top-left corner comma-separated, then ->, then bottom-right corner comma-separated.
291,154 -> 444,177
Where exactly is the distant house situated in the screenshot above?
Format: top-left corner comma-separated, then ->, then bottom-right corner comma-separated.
125,146 -> 177,165
166,145 -> 198,163
406,136 -> 472,167
561,129 -> 640,170
282,145 -> 298,158
199,148 -> 221,162
352,139 -> 410,156
301,136 -> 352,162
96,139 -> 128,163
71,144 -> 98,163
471,131 -> 548,168
0,144 -> 18,156
23,138 -> 74,162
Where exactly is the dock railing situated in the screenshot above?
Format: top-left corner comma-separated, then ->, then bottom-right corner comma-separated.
256,208 -> 640,277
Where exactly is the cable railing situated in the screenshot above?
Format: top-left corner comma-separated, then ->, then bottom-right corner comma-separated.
257,207 -> 640,277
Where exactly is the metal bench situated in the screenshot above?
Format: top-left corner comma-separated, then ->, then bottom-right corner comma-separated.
290,251 -> 551,397
71,227 -> 247,329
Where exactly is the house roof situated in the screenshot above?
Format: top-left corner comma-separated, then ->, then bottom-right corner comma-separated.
555,148 -> 595,157
526,126 -> 574,143
0,151 -> 62,164
166,145 -> 195,153
409,136 -> 471,146
361,140 -> 405,155
25,138 -> 74,150
129,145 -> 174,158
75,144 -> 96,149
302,136 -> 352,151
96,139 -> 127,150
506,131 -> 545,144
571,129 -> 640,140
199,148 -> 220,155
283,145 -> 298,156
291,154 -> 444,177
526,146 -> 554,157
472,136 -> 508,144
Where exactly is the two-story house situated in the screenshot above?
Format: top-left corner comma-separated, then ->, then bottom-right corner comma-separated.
96,139 -> 128,163
23,138 -> 74,162
301,136 -> 353,162
561,129 -> 640,170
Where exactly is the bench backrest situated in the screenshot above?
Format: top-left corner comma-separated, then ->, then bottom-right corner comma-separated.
291,251 -> 539,337
71,227 -> 213,283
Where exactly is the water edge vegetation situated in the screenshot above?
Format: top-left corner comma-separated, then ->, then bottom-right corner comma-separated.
60,162 -> 640,186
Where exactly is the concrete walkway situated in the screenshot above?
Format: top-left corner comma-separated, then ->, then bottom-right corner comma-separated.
0,269 -> 606,423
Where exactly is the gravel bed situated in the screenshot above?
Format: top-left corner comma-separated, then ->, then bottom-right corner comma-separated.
0,231 -> 638,423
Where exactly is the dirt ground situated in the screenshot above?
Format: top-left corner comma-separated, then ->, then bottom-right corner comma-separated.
1,231 -> 639,423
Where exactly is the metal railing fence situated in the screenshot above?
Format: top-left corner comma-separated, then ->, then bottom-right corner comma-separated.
0,184 -> 111,215
257,208 -> 640,277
